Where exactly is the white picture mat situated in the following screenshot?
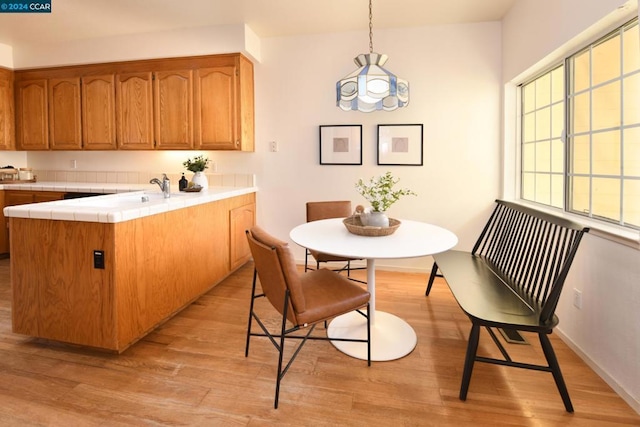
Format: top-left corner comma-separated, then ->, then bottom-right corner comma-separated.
377,124 -> 423,166
320,125 -> 362,165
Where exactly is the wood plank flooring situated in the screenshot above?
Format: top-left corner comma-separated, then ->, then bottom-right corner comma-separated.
0,258 -> 638,426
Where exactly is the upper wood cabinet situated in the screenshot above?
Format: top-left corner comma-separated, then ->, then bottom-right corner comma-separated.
195,55 -> 254,151
49,77 -> 82,150
116,72 -> 154,150
16,79 -> 49,150
13,53 -> 254,151
0,69 -> 14,150
195,66 -> 236,150
154,70 -> 193,149
82,74 -> 117,150
237,55 -> 255,152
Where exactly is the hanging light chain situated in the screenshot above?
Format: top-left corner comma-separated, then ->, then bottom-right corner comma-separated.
368,0 -> 373,53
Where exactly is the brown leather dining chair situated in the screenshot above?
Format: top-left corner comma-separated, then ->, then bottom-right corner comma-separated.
305,201 -> 366,282
245,226 -> 371,408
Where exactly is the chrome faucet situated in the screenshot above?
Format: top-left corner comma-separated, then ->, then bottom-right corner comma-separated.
150,173 -> 171,198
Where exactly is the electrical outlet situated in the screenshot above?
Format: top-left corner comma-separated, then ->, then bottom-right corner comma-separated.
93,250 -> 105,269
573,288 -> 582,309
211,162 -> 217,172
269,141 -> 278,152
71,159 -> 77,169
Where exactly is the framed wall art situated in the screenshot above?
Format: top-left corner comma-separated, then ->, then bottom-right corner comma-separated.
319,125 -> 363,165
377,124 -> 423,166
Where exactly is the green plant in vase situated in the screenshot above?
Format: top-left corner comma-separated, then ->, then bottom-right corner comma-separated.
182,155 -> 210,172
355,171 -> 416,227
183,155 -> 211,190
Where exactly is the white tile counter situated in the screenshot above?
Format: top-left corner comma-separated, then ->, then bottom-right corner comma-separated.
2,182 -> 258,223
0,181 -> 148,193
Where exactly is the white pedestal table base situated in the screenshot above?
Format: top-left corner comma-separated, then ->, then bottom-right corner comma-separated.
327,310 -> 417,361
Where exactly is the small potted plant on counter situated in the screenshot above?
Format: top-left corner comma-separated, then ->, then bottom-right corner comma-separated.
183,155 -> 211,190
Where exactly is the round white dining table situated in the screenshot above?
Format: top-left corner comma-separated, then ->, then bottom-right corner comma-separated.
290,218 -> 458,361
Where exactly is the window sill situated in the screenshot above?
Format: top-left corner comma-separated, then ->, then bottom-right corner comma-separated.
509,199 -> 640,250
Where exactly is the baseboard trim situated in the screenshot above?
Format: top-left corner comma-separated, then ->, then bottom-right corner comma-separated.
555,328 -> 640,415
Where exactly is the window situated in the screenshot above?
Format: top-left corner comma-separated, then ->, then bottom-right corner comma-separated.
520,18 -> 640,230
521,66 -> 565,209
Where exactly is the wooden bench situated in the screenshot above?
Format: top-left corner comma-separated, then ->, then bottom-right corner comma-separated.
426,200 -> 589,412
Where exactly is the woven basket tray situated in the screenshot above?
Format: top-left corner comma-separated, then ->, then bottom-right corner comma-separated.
343,215 -> 401,237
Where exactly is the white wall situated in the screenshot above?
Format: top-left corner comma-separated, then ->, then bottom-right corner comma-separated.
502,0 -> 640,412
253,23 -> 502,266
0,42 -> 12,68
21,21 -> 503,272
10,24 -> 260,69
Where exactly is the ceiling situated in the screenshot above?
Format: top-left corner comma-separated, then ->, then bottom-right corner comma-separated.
0,0 -> 516,47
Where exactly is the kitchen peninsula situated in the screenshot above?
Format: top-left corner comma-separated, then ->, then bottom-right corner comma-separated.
3,184 -> 256,352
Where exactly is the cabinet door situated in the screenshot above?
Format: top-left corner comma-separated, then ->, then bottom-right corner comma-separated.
237,55 -> 255,152
82,74 -> 116,150
229,202 -> 255,270
0,190 -> 7,254
3,191 -> 35,254
33,191 -> 65,203
49,77 -> 82,150
0,71 -> 13,150
194,66 -> 238,150
116,72 -> 154,150
4,190 -> 35,206
6,190 -> 64,205
16,79 -> 49,150
154,70 -> 193,149
3,190 -> 65,254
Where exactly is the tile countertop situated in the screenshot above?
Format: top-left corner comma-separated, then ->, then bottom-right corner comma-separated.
2,182 -> 258,223
0,181 -> 149,193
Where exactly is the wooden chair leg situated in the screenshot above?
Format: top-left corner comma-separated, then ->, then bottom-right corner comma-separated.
460,323 -> 480,401
425,262 -> 439,296
539,333 -> 574,412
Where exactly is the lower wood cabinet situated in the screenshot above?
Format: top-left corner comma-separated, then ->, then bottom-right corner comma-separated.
1,190 -> 66,254
229,202 -> 255,270
0,191 -> 6,254
10,192 -> 256,351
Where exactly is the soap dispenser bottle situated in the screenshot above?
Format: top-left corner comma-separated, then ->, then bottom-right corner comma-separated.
179,173 -> 188,191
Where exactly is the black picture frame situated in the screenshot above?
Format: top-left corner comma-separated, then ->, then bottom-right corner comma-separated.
319,125 -> 363,165
377,124 -> 423,166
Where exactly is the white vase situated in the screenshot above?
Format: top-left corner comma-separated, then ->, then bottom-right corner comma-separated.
367,211 -> 389,228
191,171 -> 208,189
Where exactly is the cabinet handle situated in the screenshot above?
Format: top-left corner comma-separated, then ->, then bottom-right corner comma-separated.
235,140 -> 239,147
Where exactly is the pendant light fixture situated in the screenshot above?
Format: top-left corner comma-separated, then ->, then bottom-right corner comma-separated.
336,0 -> 409,112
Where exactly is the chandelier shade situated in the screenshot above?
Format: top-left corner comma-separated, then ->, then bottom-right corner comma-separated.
337,53 -> 409,112
336,0 -> 409,112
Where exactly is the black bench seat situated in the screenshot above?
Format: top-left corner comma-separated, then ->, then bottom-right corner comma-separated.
434,250 -> 555,331
426,200 -> 589,412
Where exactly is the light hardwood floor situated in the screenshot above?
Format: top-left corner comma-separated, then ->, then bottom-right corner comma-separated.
0,258 -> 638,426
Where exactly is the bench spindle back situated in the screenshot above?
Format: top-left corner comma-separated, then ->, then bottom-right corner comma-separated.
472,201 -> 589,324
